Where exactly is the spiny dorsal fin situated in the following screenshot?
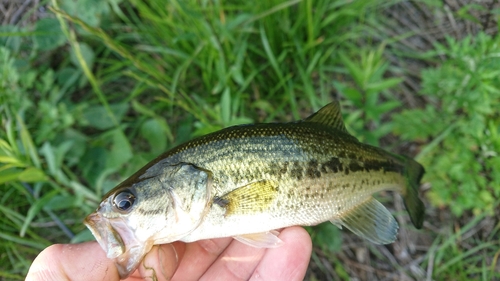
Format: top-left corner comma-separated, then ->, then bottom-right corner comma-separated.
304,101 -> 348,133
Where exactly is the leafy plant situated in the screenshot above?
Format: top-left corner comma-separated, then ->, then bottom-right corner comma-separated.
423,213 -> 500,280
334,46 -> 403,145
50,0 -> 389,129
0,40 -> 98,277
393,32 -> 500,216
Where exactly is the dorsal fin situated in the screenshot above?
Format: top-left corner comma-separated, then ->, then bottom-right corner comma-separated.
304,101 -> 348,133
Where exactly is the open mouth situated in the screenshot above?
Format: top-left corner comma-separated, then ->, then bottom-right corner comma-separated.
84,213 -> 126,259
84,212 -> 152,278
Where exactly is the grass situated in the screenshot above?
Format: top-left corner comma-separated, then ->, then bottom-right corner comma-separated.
1,0 -> 500,280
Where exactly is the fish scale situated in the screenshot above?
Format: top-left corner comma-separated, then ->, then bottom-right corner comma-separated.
85,101 -> 425,278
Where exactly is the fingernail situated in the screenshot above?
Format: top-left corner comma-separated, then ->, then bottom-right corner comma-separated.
158,244 -> 178,280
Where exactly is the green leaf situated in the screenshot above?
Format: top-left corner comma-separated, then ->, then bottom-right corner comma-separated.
0,25 -> 23,53
0,155 -> 24,166
344,88 -> 363,106
17,167 -> 47,183
140,118 -> 167,154
17,116 -> 41,168
0,139 -> 13,154
46,195 -> 79,211
339,52 -> 363,86
69,181 -> 99,202
192,124 -> 223,137
79,146 -> 107,187
82,103 -> 129,130
106,129 -> 133,171
20,189 -> 58,237
38,69 -> 55,96
333,81 -> 362,106
312,222 -> 342,253
227,117 -> 254,127
366,100 -> 401,120
365,77 -> 403,93
70,42 -> 95,70
393,106 -> 445,140
0,231 -> 48,250
132,100 -> 156,117
33,18 -> 66,51
457,4 -> 484,24
56,67 -> 81,91
0,169 -> 23,184
54,141 -> 75,170
220,88 -> 231,124
40,143 -> 56,176
60,0 -> 112,27
71,229 -> 95,243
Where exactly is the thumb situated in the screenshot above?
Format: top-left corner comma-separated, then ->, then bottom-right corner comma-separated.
26,242 -> 119,281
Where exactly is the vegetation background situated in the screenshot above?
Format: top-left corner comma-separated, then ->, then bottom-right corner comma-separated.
1,0 -> 499,280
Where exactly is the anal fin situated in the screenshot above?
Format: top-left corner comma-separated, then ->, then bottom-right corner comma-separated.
334,197 -> 398,244
329,218 -> 343,229
233,230 -> 283,248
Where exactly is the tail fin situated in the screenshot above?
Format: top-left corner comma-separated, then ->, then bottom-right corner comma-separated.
402,156 -> 425,229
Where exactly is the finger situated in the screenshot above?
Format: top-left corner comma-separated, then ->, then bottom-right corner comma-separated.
171,237 -> 233,281
26,242 -> 119,281
199,237 -> 269,281
251,226 -> 312,281
132,243 -> 180,281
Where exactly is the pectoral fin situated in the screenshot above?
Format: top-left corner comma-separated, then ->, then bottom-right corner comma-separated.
333,197 -> 398,244
233,230 -> 283,248
217,180 -> 278,216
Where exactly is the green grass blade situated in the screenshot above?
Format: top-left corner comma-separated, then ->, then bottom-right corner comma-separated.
20,189 -> 58,237
0,232 -> 48,250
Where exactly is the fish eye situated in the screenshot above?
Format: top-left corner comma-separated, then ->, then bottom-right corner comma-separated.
113,190 -> 136,212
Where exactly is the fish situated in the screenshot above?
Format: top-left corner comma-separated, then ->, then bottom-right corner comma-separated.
84,101 -> 425,278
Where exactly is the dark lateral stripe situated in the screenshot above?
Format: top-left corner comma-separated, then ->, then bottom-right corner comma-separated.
309,157 -> 404,178
322,157 -> 343,173
260,156 -> 404,182
347,159 -> 404,174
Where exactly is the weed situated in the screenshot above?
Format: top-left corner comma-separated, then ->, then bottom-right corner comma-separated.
393,32 -> 500,217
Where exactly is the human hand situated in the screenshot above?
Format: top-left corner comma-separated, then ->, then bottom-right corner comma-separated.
26,226 -> 312,281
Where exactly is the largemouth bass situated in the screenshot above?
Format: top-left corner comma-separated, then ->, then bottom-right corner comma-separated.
85,101 -> 425,278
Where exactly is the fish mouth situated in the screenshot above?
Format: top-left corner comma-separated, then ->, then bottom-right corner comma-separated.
84,213 -> 152,278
